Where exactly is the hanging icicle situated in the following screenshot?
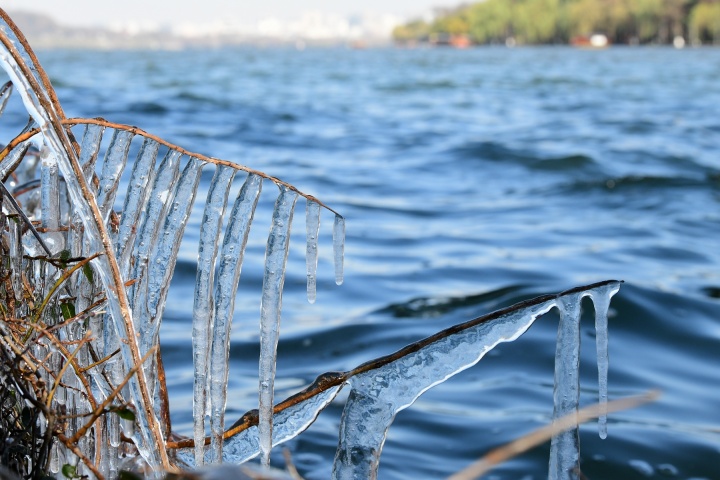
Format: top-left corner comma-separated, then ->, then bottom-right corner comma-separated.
333,214 -> 345,286
590,282 -> 619,439
258,186 -> 299,468
549,294 -> 583,480
192,165 -> 236,466
305,200 -> 321,304
209,173 -> 263,463
95,129 -> 134,223
115,138 -> 159,275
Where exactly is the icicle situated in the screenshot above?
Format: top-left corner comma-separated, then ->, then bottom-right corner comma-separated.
142,157 -> 202,346
99,417 -> 110,478
108,443 -> 119,479
209,173 -> 262,463
78,123 -> 105,182
549,293 -> 582,480
115,138 -> 159,275
258,186 -> 299,468
333,215 -> 345,285
332,299 -> 557,479
95,129 -> 133,223
176,378 -> 343,465
49,439 -> 61,474
305,200 -> 321,303
0,80 -> 11,115
68,125 -> 105,322
0,138 -> 32,182
589,282 -> 620,439
192,165 -> 236,466
122,415 -> 136,438
54,362 -> 67,405
108,409 -> 121,448
132,157 -> 202,436
127,149 -> 182,313
8,214 -> 22,301
39,146 -> 63,254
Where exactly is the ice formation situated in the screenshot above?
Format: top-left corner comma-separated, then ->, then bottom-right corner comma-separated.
305,200 -> 321,304
209,173 -> 263,461
333,214 -> 345,285
258,186 -> 299,467
192,166 -> 236,466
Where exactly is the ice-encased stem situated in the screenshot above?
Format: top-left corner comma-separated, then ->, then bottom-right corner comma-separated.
333,214 -> 345,285
305,200 -> 321,304
127,149 -> 182,313
258,186 -> 299,468
0,80 -> 11,115
332,300 -> 557,480
209,173 -> 262,463
78,123 -> 105,180
589,283 -> 619,439
40,146 -> 63,254
95,129 -> 133,223
176,382 -> 343,466
115,138 -> 159,276
192,165 -> 236,466
144,157 -> 203,339
549,294 -> 582,480
0,138 -> 32,181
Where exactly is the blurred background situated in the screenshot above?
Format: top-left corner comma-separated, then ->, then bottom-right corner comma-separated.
2,1 -> 720,479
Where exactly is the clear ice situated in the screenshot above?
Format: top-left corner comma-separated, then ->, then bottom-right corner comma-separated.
590,283 -> 617,439
177,381 -> 342,465
209,173 -> 262,462
548,283 -> 619,480
95,129 -> 133,223
549,294 -> 582,480
333,214 -> 345,285
192,165 -> 236,466
305,200 -> 321,304
258,186 -> 298,468
332,298 -> 556,479
115,138 -> 159,275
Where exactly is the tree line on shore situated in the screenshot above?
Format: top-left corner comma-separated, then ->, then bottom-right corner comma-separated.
393,0 -> 720,46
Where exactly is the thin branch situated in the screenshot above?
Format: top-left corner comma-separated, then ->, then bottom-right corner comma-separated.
0,180 -> 53,256
447,390 -> 661,480
0,119 -> 342,217
69,345 -> 158,444
26,253 -> 101,338
45,331 -> 91,408
57,433 -> 105,480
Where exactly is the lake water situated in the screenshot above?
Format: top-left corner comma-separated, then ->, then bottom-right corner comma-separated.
6,46 -> 720,479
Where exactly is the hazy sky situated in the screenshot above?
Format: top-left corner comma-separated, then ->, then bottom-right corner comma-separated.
3,1 -> 458,27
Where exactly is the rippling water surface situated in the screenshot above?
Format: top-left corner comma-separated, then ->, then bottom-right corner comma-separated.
10,46 -> 720,479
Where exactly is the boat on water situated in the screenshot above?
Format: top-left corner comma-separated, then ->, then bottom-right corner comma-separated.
571,33 -> 610,48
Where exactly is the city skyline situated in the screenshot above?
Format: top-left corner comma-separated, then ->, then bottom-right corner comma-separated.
3,1 -> 459,31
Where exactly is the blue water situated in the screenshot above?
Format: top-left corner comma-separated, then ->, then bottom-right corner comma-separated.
5,46 -> 720,479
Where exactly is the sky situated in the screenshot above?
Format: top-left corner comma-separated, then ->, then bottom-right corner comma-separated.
2,1 -> 459,29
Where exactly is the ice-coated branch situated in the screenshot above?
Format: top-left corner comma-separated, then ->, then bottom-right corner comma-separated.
169,280 -> 622,478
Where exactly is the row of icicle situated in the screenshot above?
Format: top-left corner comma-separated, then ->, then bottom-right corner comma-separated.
0,28 -> 348,475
